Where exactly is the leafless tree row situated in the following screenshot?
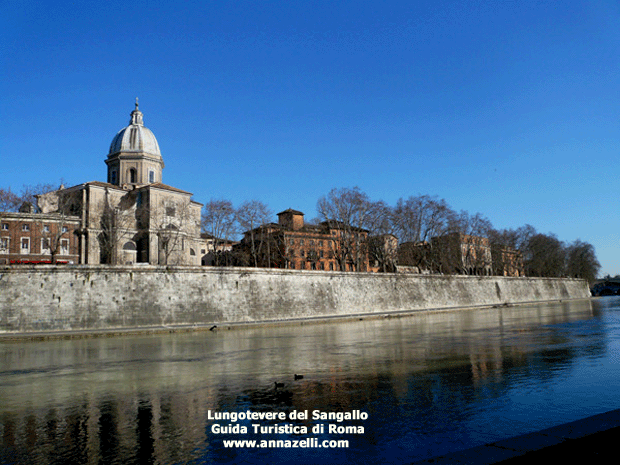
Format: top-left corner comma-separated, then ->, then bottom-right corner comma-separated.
201,186 -> 600,281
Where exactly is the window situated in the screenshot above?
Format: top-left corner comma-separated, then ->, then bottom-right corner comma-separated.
20,237 -> 30,254
62,226 -> 68,233
60,239 -> 69,255
320,250 -> 324,258
41,238 -> 51,254
110,169 -> 117,184
201,249 -> 206,254
0,237 -> 8,252
129,168 -> 137,183
318,240 -> 323,247
43,225 -> 50,233
149,170 -> 155,183
166,206 -> 176,217
300,239 -> 304,245
1,223 -> 8,230
22,224 -> 30,231
300,250 -> 305,257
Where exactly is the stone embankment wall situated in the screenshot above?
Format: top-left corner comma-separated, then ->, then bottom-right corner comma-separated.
0,265 -> 590,335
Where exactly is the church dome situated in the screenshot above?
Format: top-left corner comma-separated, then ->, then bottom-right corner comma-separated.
108,100 -> 161,158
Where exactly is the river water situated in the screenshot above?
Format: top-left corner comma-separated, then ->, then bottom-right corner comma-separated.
1,297 -> 619,464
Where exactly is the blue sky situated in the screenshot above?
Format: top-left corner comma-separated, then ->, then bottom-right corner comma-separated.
1,0 -> 619,276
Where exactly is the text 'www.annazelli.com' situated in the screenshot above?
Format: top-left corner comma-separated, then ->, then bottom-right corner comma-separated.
223,438 -> 349,449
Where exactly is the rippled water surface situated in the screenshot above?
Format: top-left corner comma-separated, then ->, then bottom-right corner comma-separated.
2,297 -> 620,464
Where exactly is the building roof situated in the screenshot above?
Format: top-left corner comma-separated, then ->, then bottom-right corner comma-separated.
144,183 -> 193,195
108,100 -> 161,159
85,181 -> 126,190
60,181 -> 195,199
277,208 -> 304,216
0,211 -> 81,222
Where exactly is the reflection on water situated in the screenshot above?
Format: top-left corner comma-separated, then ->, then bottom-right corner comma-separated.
1,298 -> 620,464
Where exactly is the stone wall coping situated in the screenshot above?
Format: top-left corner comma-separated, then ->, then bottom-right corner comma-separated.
0,264 -> 588,283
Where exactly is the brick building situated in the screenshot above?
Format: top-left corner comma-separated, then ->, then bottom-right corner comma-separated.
0,211 -> 80,264
235,209 -> 370,271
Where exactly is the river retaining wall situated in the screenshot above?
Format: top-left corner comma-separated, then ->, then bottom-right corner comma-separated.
0,265 -> 590,335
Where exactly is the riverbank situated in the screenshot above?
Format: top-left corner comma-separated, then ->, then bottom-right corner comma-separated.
0,265 -> 590,338
412,408 -> 620,464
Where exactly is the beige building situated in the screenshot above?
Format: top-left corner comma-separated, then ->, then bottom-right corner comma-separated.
38,101 -> 202,265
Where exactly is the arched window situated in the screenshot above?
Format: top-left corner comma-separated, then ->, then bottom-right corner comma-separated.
129,168 -> 137,183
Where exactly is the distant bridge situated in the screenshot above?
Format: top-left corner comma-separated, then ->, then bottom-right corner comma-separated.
591,279 -> 620,296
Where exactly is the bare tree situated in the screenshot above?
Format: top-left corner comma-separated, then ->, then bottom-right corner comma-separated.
97,197 -> 136,265
365,201 -> 398,272
152,198 -> 197,265
201,199 -> 237,266
0,188 -> 21,212
316,187 -> 372,271
1,183 -> 59,214
236,200 -> 273,267
19,183 -> 57,209
393,195 -> 455,243
439,210 -> 494,275
448,210 -> 493,237
392,195 -> 455,272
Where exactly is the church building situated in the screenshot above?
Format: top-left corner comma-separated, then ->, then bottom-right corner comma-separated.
37,101 -> 202,265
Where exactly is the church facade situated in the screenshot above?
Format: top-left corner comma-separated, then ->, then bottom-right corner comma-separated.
37,101 -> 202,266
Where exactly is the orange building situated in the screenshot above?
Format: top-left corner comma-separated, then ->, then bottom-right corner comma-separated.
236,209 -> 370,271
